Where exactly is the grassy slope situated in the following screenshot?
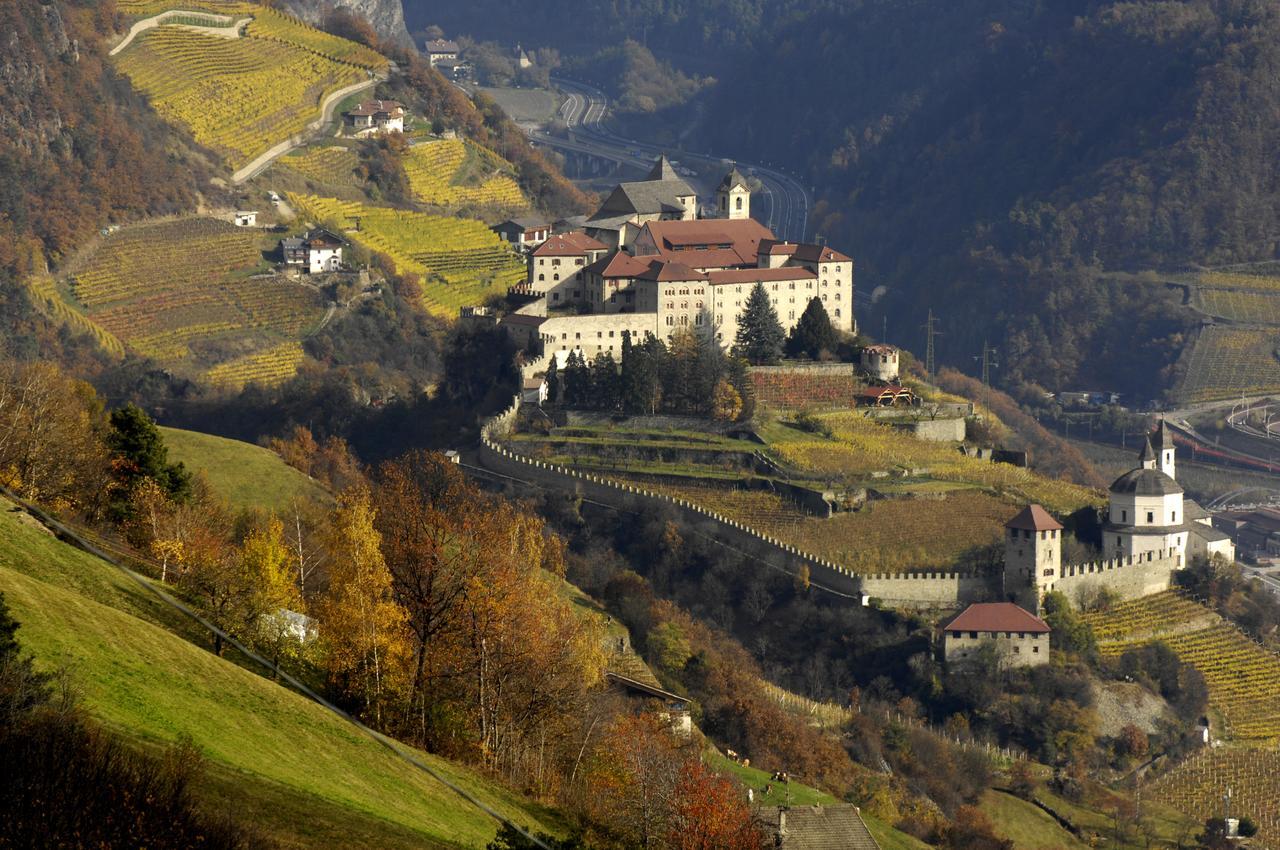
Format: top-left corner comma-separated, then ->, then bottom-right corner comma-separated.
0,502 -> 559,849
160,426 -> 330,513
980,790 -> 1087,850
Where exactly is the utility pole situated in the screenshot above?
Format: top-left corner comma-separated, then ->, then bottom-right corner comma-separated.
921,309 -> 941,376
974,340 -> 998,415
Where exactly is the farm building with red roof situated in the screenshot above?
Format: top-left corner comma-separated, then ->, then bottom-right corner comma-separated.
944,602 -> 1051,668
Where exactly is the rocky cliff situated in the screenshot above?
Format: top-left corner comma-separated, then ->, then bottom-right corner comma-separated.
283,0 -> 413,49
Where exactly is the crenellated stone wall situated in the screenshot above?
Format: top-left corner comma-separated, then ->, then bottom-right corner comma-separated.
861,571 -> 997,609
1053,549 -> 1181,604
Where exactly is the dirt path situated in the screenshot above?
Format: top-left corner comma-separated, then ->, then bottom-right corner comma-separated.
109,10 -> 249,57
231,74 -> 383,185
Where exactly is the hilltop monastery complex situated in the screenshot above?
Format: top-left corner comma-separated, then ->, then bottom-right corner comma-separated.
498,156 -> 856,359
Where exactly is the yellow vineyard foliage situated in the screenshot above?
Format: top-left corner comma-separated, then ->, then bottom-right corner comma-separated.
403,139 -> 527,209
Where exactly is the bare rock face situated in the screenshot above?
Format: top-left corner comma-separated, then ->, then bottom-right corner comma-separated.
282,0 -> 414,50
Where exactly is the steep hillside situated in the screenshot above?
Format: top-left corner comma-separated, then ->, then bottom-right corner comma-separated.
158,426 -> 331,512
0,497 -> 561,848
282,0 -> 412,49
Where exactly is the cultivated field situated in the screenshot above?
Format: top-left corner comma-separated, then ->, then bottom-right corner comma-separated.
281,145 -> 362,188
762,412 -> 1097,514
159,426 -> 329,512
1175,324 -> 1280,402
67,218 -> 325,380
403,139 -> 527,210
1086,593 -> 1280,741
205,341 -> 306,389
289,194 -> 526,317
1149,746 -> 1280,847
113,8 -> 385,169
1193,287 -> 1280,325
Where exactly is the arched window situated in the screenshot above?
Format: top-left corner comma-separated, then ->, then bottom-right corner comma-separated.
735,196 -> 743,210
553,273 -> 560,281
834,308 -> 841,318
538,274 -> 545,282
666,316 -> 674,326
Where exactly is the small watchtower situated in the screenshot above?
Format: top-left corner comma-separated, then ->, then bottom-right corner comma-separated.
1003,504 -> 1063,612
717,167 -> 750,221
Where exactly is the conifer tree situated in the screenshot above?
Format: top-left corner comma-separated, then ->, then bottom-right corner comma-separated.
591,351 -> 621,411
545,355 -> 560,405
786,296 -> 838,359
734,282 -> 785,365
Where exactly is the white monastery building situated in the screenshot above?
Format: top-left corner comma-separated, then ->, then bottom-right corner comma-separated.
499,156 -> 856,360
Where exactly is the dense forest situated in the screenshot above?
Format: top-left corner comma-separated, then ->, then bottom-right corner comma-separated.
410,0 -> 1280,399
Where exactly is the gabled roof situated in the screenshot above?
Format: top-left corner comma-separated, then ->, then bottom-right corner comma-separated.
533,231 -> 607,256
706,267 -> 814,285
499,216 -> 548,230
766,805 -> 881,850
346,99 -> 405,117
591,180 -> 695,220
425,38 -> 460,53
1005,504 -> 1063,532
638,260 -> 707,282
585,252 -> 653,279
647,154 -> 678,181
304,228 -> 345,248
947,603 -> 1050,634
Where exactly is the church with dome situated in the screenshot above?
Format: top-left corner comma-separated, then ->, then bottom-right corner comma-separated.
1003,421 -> 1234,613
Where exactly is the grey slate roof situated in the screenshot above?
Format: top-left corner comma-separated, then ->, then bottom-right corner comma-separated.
1109,467 -> 1183,497
647,154 -> 678,181
1156,419 -> 1176,450
719,166 -> 748,190
766,805 -> 881,850
590,179 -> 694,221
1191,522 -> 1232,543
1185,499 -> 1210,522
1138,435 -> 1157,465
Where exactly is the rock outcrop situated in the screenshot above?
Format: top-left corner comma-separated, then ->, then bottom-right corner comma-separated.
282,0 -> 413,50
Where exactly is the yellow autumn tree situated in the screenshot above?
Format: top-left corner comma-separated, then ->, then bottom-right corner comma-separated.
242,515 -> 305,675
317,487 -> 409,724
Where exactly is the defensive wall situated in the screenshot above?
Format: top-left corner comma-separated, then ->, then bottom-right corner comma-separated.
479,396 -> 1000,609
861,571 -> 997,609
1053,549 -> 1180,604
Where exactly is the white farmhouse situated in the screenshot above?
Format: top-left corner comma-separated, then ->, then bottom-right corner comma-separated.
343,100 -> 406,136
282,229 -> 345,274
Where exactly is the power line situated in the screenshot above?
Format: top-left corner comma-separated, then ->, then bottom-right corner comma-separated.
920,309 -> 941,376
1,486 -> 552,850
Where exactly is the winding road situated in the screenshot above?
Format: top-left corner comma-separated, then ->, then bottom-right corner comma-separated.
533,77 -> 813,243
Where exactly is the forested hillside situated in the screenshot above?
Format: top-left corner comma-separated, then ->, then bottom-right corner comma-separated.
415,0 -> 1280,399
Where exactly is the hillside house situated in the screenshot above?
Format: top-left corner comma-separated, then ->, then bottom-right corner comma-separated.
343,100 -> 406,136
282,229 -> 344,274
425,38 -> 459,66
764,805 -> 882,849
233,210 -> 257,227
944,602 -> 1050,668
493,218 -> 551,250
606,672 -> 692,737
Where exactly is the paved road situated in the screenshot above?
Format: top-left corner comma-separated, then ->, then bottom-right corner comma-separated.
533,77 -> 812,243
231,73 -> 383,184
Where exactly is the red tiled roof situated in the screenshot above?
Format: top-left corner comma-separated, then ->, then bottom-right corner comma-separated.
947,603 -> 1050,634
640,260 -> 707,282
588,252 -> 653,279
641,218 -> 773,261
707,267 -> 814,285
347,99 -> 405,117
1005,504 -> 1063,532
533,231 -> 607,256
759,240 -> 852,264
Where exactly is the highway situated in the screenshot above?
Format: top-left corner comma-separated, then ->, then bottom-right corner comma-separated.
532,77 -> 813,243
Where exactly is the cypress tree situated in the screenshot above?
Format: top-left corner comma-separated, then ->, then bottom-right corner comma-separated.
545,355 -> 560,405
734,282 -> 785,365
786,296 -> 838,359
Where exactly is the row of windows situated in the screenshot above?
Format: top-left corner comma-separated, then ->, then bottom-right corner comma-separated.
950,631 -> 1044,640
1009,528 -> 1058,540
1116,509 -> 1177,524
539,257 -> 588,267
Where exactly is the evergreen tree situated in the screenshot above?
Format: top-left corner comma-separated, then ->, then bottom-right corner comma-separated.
786,296 -> 838,359
564,350 -> 590,407
619,331 -> 637,410
591,352 -> 621,411
734,282 -> 785,365
545,355 -> 560,405
624,334 -> 663,414
106,404 -> 191,521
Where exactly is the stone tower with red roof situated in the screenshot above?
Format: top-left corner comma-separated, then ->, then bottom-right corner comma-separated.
1002,504 -> 1064,611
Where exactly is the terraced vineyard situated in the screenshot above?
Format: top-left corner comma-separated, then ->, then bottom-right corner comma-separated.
116,0 -> 258,15
1086,594 -> 1280,741
206,342 -> 306,388
1199,270 -> 1280,292
403,139 -> 527,209
1081,591 -> 1216,643
1193,287 -> 1280,324
762,413 -> 1096,514
66,218 -> 324,379
281,145 -> 362,187
289,194 -> 526,317
1149,747 -> 1280,847
1176,324 -> 1280,402
113,10 -> 383,169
